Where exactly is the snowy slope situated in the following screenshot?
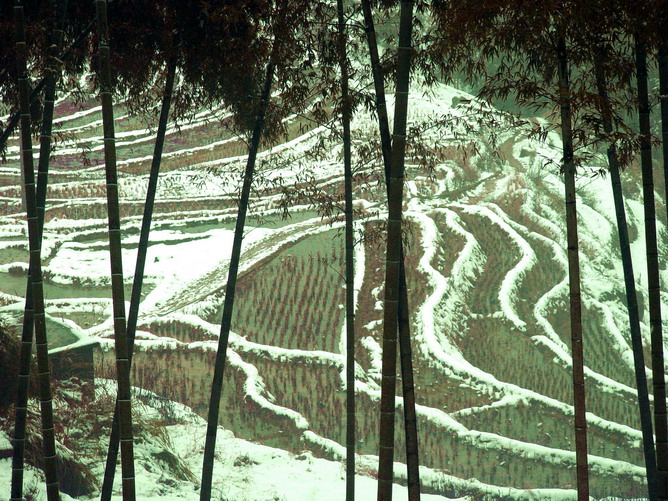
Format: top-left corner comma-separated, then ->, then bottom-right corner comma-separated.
0,80 -> 664,499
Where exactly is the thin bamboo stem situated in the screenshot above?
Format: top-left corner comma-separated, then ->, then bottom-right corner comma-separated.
594,52 -> 658,501
95,0 -> 136,499
199,14 -> 281,499
556,34 -> 589,501
337,1 -> 356,499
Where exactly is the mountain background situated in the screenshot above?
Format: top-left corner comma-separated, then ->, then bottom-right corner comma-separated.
0,71 -> 666,499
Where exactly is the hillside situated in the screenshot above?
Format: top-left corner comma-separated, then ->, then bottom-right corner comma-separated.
0,80 -> 666,499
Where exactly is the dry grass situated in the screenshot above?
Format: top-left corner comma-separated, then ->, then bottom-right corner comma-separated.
0,321 -> 39,413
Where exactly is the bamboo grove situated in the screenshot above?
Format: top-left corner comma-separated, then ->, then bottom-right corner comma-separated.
1,0 -> 668,500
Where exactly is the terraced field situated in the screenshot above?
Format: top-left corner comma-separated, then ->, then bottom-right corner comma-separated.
1,81 -> 665,499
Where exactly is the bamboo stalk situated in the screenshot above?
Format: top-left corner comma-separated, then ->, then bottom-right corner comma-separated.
12,2 -> 61,500
658,30 -> 668,501
556,34 -> 589,501
11,0 -> 68,497
634,33 -> 662,501
594,51 -> 658,501
361,0 -> 421,497
94,0 -> 136,499
377,2 -> 415,500
199,10 -> 282,499
99,54 -> 177,501
336,1 -> 356,499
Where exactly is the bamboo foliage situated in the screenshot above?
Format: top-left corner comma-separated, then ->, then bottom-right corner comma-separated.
0,18 -> 94,152
12,1 -> 61,500
94,0 -> 136,499
100,55 -> 177,501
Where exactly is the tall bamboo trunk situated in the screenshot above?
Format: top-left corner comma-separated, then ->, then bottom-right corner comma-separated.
662,42 -> 668,234
656,35 -> 668,501
336,1 -> 356,499
12,2 -> 60,500
0,19 -> 94,150
11,1 -> 67,500
377,2 -> 414,501
99,55 -> 177,501
361,1 -> 420,497
637,33 -> 667,500
594,52 -> 659,501
199,22 -> 281,501
397,268 -> 419,500
95,0 -> 136,499
555,34 -> 589,501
